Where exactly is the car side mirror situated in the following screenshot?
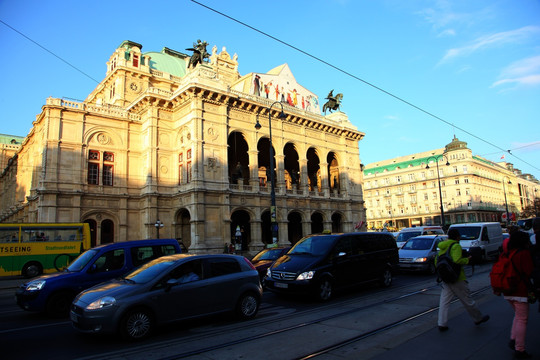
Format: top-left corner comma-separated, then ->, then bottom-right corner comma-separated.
87,264 -> 98,274
165,278 -> 179,291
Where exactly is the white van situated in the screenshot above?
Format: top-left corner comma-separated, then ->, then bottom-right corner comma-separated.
448,222 -> 503,260
395,226 -> 445,248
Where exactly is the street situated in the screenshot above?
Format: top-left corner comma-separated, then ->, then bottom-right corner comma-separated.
0,265 -> 495,360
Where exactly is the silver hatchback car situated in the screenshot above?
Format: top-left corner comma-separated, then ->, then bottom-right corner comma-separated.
70,254 -> 262,340
398,235 -> 447,274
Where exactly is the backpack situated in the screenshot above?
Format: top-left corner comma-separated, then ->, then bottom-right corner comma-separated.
490,250 -> 520,296
436,242 -> 461,283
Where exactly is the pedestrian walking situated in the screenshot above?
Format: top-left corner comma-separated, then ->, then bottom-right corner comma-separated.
436,228 -> 490,331
503,231 -> 535,359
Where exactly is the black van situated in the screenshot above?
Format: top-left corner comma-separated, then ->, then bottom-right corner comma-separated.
265,232 -> 398,301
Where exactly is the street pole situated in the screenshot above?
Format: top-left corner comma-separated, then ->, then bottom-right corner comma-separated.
255,101 -> 286,245
503,178 -> 510,227
154,219 -> 164,239
426,155 -> 450,228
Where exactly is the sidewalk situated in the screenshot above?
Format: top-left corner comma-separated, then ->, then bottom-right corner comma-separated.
373,294 -> 540,359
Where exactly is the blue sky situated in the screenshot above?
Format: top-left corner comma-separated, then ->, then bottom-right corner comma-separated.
1,0 -> 539,179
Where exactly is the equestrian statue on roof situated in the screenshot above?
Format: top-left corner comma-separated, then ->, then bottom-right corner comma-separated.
322,90 -> 343,114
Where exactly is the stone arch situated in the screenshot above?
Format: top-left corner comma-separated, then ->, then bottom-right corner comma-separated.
228,131 -> 250,185
82,210 -> 119,245
175,208 -> 191,250
287,211 -> 304,245
310,211 -> 325,234
331,212 -> 345,233
327,151 -> 340,192
284,142 -> 300,189
306,147 -> 321,192
230,208 -> 252,251
83,127 -> 123,147
257,137 -> 276,188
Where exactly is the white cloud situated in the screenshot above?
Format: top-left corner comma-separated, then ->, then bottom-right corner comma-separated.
439,26 -> 540,65
438,28 -> 456,37
491,55 -> 540,89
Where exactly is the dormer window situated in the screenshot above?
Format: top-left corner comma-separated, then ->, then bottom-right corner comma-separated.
133,54 -> 139,67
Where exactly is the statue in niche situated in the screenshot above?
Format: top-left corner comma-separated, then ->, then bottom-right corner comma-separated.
322,89 -> 343,114
186,39 -> 210,68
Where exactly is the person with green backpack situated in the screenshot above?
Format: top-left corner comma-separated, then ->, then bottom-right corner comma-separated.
436,228 -> 490,332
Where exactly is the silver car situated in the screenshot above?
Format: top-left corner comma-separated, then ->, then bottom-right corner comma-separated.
398,235 -> 447,274
70,254 -> 262,340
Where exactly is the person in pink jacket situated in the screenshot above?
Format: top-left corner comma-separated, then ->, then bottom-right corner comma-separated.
503,231 -> 535,359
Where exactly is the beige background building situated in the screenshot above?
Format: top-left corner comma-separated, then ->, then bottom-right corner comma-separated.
0,40 -> 366,254
363,136 -> 540,230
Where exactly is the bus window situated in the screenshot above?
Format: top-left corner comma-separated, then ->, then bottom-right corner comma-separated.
0,223 -> 91,277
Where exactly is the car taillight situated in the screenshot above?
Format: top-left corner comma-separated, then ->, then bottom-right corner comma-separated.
243,257 -> 256,270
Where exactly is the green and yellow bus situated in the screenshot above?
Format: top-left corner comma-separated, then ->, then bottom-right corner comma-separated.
0,223 -> 91,277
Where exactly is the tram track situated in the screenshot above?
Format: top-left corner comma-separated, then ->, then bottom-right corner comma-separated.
76,265 -> 493,360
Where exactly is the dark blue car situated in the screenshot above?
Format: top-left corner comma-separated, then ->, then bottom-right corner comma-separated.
15,239 -> 181,316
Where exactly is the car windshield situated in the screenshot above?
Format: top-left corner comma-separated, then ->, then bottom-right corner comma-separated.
451,227 -> 481,240
124,258 -> 177,284
290,236 -> 335,256
252,248 -> 283,262
66,249 -> 99,272
402,238 -> 435,251
396,231 -> 421,243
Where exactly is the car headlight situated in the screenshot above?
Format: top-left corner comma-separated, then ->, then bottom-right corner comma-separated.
266,268 -> 272,277
86,296 -> 116,310
413,257 -> 428,263
296,271 -> 314,280
26,280 -> 46,291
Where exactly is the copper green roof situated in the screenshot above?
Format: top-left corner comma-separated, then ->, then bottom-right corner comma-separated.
364,157 -> 432,175
145,47 -> 189,78
0,134 -> 24,145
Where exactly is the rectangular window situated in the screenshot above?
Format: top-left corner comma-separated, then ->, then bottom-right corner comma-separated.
463,165 -> 468,173
424,193 -> 429,201
133,54 -> 139,67
103,165 -> 114,186
88,150 -> 114,186
187,161 -> 192,183
453,166 -> 458,173
464,178 -> 469,183
456,189 -> 461,196
88,163 -> 99,185
455,179 -> 460,184
178,153 -> 184,185
187,149 -> 192,160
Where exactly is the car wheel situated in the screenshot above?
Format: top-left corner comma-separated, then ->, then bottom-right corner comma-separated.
236,292 -> 260,320
46,291 -> 73,317
317,277 -> 333,301
379,267 -> 392,288
22,262 -> 42,278
120,308 -> 154,341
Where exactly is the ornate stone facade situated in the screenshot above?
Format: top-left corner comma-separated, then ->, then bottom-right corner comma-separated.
0,40 -> 366,254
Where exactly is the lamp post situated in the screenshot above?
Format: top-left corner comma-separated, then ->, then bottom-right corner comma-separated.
255,101 -> 286,245
426,154 -> 450,228
502,177 -> 511,226
534,189 -> 538,217
154,219 -> 164,239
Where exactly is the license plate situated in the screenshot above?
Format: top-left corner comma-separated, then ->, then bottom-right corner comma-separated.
274,282 -> 288,289
70,312 -> 78,323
